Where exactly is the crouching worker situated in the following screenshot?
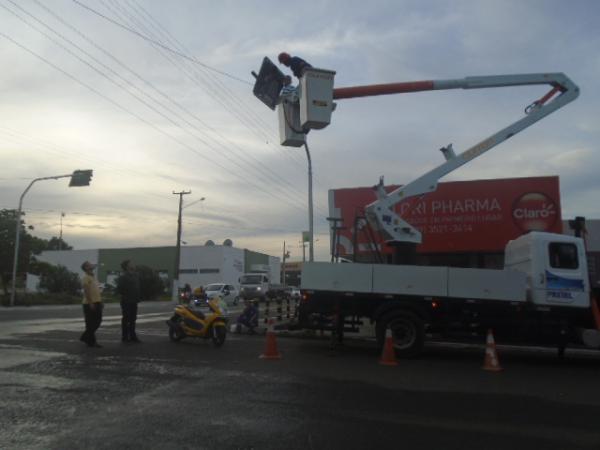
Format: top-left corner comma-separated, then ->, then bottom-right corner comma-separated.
236,300 -> 259,334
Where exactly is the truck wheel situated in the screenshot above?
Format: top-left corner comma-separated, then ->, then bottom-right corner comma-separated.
377,311 -> 425,358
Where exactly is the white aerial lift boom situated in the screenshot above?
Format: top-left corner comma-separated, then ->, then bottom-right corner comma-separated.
354,74 -> 580,244
252,61 -> 579,245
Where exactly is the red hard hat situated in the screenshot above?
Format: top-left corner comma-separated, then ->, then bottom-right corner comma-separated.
278,52 -> 291,64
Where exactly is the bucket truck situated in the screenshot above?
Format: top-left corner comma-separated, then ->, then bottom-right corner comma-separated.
252,59 -> 600,357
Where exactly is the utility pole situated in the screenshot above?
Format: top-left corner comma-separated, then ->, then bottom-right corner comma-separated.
172,190 -> 191,302
282,241 -> 290,287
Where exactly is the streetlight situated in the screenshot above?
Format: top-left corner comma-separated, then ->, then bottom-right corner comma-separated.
183,196 -> 205,210
10,170 -> 93,306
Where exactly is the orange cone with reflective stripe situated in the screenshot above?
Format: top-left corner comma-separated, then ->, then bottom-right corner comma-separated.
482,329 -> 502,372
259,319 -> 281,360
379,328 -> 398,366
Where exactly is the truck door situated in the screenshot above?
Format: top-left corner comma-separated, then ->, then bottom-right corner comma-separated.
540,241 -> 589,308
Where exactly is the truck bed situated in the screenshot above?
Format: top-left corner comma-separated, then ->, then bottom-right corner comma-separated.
301,262 -> 527,302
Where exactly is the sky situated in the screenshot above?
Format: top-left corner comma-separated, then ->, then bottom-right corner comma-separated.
0,0 -> 598,262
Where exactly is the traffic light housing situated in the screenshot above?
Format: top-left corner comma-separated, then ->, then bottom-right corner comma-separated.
252,57 -> 286,110
69,169 -> 93,187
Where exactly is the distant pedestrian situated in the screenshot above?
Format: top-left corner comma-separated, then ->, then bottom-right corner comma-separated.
80,261 -> 103,348
116,259 -> 141,343
278,52 -> 312,80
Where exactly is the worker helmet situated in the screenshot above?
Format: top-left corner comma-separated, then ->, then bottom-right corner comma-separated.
193,286 -> 204,297
278,52 -> 291,64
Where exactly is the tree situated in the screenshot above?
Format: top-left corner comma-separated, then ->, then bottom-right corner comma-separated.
116,265 -> 165,301
0,209 -> 37,295
0,209 -> 74,295
46,237 -> 73,251
38,265 -> 80,295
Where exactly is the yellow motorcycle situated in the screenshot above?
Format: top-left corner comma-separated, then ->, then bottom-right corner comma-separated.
166,297 -> 227,347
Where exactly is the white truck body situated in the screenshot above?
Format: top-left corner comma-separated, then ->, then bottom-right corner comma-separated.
302,232 -> 588,308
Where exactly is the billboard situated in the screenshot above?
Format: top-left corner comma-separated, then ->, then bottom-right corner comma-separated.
329,176 -> 562,255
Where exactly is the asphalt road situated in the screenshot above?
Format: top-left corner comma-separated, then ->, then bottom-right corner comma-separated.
2,302 -> 600,450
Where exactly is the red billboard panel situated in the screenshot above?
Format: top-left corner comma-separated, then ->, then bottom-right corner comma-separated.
330,176 -> 562,255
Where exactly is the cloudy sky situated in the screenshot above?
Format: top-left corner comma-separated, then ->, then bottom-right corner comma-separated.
0,0 -> 598,261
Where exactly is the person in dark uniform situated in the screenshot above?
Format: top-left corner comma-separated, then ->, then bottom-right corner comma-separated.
278,52 -> 312,80
116,259 -> 141,343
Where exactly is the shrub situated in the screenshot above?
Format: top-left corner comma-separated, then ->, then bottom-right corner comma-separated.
38,264 -> 81,295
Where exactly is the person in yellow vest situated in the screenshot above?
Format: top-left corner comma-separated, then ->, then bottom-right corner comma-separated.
79,261 -> 103,348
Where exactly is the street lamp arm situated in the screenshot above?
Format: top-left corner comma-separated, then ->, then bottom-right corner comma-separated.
10,172 -> 92,307
18,175 -> 72,206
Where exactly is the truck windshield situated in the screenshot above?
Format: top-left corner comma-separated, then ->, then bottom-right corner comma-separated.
240,275 -> 263,284
549,243 -> 579,269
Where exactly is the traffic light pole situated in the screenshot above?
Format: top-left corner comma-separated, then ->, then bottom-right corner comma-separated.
10,174 -> 70,307
9,170 -> 93,306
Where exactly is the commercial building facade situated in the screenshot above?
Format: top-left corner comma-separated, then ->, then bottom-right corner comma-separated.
328,176 -> 597,281
27,244 -> 280,293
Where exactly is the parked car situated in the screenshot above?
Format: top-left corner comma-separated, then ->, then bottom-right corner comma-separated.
204,283 -> 239,306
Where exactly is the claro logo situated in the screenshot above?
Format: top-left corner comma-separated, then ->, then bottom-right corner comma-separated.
512,192 -> 558,231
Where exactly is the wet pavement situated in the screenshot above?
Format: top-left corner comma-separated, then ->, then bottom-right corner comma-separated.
2,302 -> 600,449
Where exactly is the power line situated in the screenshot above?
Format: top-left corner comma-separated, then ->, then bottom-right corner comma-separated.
121,0 -> 309,169
0,27 -> 317,217
102,0 -> 302,166
71,0 -> 252,86
22,0 -> 321,213
0,127 -> 170,200
117,0 -> 332,203
96,0 -> 329,218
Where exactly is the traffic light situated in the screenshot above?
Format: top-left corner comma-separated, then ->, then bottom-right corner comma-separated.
69,169 -> 93,187
252,57 -> 286,110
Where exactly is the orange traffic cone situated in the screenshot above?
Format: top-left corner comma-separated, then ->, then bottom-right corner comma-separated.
379,328 -> 398,366
482,329 -> 503,372
259,319 -> 282,360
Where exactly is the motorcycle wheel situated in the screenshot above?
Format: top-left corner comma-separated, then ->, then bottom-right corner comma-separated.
212,325 -> 226,347
168,319 -> 185,342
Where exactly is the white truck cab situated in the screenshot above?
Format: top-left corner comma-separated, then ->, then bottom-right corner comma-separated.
505,232 -> 590,308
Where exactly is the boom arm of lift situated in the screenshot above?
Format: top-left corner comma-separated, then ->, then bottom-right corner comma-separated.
333,73 -> 580,244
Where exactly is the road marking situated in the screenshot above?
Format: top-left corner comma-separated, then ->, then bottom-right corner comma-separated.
0,313 -> 167,339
